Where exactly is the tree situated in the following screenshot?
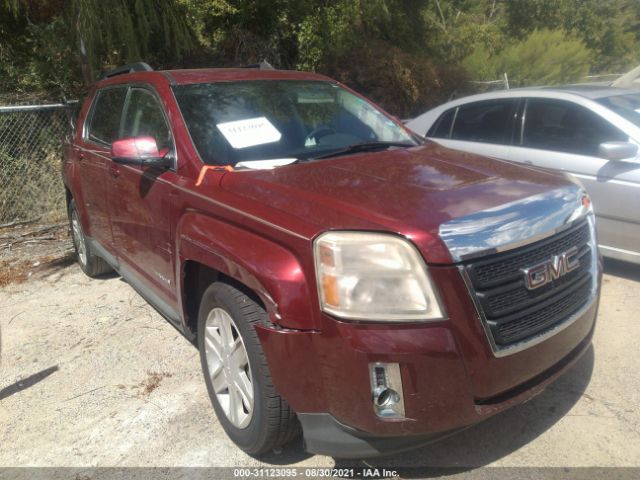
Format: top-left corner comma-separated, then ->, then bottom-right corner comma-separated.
465,29 -> 591,87
0,0 -> 196,96
1,0 -> 639,113
419,0 -> 506,63
505,0 -> 640,73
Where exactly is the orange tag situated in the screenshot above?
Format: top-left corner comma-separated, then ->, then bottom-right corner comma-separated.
196,165 -> 234,186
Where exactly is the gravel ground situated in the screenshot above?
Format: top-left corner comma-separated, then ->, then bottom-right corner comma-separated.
0,258 -> 639,471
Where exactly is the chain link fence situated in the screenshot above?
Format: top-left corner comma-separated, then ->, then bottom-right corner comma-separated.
0,103 -> 76,225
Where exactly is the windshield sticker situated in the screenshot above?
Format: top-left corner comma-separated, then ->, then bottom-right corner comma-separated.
216,117 -> 282,149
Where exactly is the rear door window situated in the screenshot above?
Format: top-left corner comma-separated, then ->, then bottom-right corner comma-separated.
522,98 -> 627,156
86,87 -> 128,145
450,99 -> 517,144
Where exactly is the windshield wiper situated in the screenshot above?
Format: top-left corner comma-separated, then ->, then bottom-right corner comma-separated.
309,141 -> 414,160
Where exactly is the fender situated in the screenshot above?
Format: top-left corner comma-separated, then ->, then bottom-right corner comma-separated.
176,212 -> 317,330
61,147 -> 90,229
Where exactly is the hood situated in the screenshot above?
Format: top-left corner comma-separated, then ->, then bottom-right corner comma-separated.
220,142 -> 578,263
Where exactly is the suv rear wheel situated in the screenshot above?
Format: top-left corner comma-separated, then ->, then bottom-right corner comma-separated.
68,199 -> 112,277
197,282 -> 300,455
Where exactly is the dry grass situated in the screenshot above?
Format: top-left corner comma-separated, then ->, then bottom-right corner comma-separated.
0,259 -> 32,287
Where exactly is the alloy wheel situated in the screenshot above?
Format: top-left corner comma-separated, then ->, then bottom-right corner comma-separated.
71,209 -> 87,266
204,307 -> 254,429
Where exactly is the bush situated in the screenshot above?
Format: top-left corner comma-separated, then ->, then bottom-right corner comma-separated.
325,40 -> 469,119
463,29 -> 591,87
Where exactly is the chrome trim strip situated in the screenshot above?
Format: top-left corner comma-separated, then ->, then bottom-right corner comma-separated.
439,185 -> 589,262
458,213 -> 598,357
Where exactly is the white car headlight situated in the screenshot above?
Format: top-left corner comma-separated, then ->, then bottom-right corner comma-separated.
314,231 -> 445,321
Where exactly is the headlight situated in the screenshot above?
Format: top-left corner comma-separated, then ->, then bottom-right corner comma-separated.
314,232 -> 445,321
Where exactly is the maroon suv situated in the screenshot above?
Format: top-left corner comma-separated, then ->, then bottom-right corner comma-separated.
62,63 -> 601,458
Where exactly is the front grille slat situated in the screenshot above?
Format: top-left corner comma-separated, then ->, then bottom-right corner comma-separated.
462,220 -> 594,351
468,223 -> 591,290
478,248 -> 592,318
489,275 -> 592,344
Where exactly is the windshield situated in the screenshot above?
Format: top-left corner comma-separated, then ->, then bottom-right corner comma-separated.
597,93 -> 640,128
172,80 -> 416,166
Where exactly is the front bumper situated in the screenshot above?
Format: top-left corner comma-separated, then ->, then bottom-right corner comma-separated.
296,322 -> 593,458
255,265 -> 600,458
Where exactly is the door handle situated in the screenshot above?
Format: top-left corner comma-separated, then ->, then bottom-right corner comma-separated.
109,165 -> 121,178
78,151 -> 85,161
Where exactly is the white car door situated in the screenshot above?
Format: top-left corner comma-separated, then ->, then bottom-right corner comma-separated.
507,97 -> 640,263
426,99 -> 518,161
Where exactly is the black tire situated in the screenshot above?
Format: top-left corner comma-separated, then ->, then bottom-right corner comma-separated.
68,199 -> 112,278
197,282 -> 300,455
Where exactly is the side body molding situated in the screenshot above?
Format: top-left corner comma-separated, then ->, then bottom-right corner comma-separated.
176,212 -> 316,330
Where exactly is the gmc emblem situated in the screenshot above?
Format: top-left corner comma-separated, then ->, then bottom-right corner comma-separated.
522,246 -> 580,290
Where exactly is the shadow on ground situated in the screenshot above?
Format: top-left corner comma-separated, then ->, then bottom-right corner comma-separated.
261,345 -> 595,472
604,258 -> 640,282
0,365 -> 59,401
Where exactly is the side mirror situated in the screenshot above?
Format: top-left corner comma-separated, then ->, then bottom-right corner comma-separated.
598,141 -> 638,161
111,136 -> 172,169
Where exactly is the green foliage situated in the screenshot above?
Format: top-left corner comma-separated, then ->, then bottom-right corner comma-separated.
324,39 -> 469,117
505,0 -> 640,73
465,29 -> 592,87
0,0 -> 196,96
70,0 -> 195,70
420,0 -> 506,62
2,0 -> 640,114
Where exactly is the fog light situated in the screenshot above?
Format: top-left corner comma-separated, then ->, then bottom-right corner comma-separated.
374,387 -> 400,408
370,362 -> 405,418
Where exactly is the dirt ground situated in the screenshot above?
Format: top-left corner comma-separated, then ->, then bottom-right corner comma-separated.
0,251 -> 639,471
0,221 -> 72,287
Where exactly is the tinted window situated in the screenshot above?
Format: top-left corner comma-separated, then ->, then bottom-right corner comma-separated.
427,108 -> 455,138
122,89 -> 172,152
173,80 -> 416,166
87,87 -> 127,144
522,99 -> 627,156
450,99 -> 516,144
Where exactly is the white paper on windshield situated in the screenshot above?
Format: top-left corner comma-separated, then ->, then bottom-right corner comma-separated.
216,117 -> 282,149
235,158 -> 297,170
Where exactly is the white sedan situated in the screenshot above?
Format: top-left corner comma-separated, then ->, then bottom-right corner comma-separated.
407,86 -> 640,265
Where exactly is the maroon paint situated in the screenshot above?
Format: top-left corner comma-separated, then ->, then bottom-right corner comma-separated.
62,68 -> 600,440
111,136 -> 160,159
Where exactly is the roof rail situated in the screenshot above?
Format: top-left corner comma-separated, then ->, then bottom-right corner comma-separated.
102,62 -> 153,79
243,60 -> 275,70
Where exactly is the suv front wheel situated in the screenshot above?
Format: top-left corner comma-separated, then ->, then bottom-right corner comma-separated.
197,282 -> 300,455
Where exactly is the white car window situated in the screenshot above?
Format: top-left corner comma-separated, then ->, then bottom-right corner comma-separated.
597,93 -> 640,128
522,98 -> 627,157
427,108 -> 455,138
448,99 -> 517,144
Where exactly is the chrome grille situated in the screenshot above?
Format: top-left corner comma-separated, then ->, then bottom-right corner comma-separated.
469,224 -> 591,289
462,219 -> 594,353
